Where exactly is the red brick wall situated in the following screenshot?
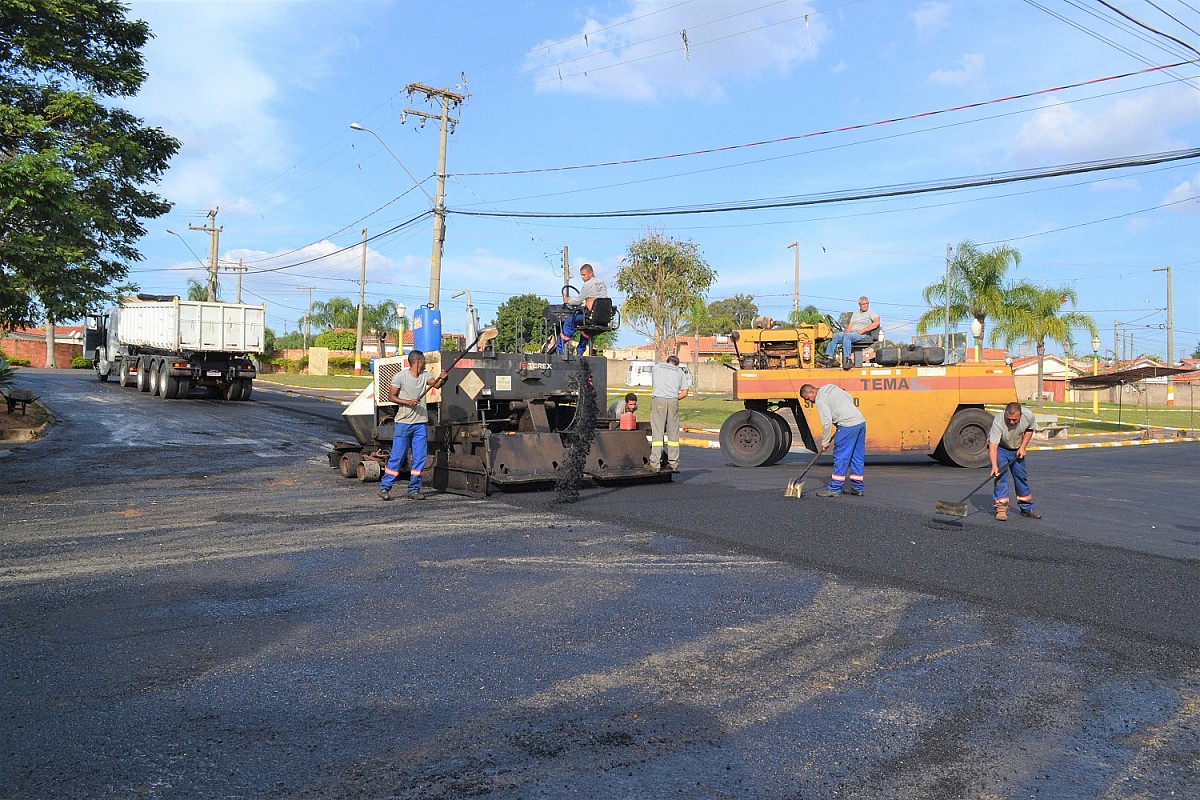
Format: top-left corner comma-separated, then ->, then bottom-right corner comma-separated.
0,336 -> 82,368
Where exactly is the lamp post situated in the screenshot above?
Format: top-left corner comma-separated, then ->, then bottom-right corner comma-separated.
970,317 -> 983,363
396,302 -> 407,358
1091,334 -> 1101,416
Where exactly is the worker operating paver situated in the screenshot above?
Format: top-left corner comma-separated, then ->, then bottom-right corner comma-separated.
799,383 -> 866,497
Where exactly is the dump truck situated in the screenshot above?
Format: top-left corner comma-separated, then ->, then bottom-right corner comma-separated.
84,295 -> 265,401
329,347 -> 670,497
719,322 -> 1017,469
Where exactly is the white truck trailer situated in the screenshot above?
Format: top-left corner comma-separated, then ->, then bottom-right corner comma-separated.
84,294 -> 265,401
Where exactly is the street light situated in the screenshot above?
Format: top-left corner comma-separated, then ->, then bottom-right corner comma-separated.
348,123 -> 434,204
396,302 -> 407,358
970,317 -> 983,363
1091,334 -> 1102,416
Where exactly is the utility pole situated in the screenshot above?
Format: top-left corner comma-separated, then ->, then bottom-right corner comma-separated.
189,208 -> 222,302
1154,266 -> 1175,406
562,245 -> 571,296
355,228 -> 368,377
403,82 -> 465,309
787,242 -> 800,317
225,259 -> 246,304
944,243 -> 953,356
299,286 -> 316,351
1114,321 -> 1120,371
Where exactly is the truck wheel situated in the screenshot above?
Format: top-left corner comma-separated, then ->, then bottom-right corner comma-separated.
221,381 -> 240,401
719,410 -> 779,468
238,379 -> 253,401
95,362 -> 110,382
357,460 -> 382,482
339,452 -> 363,479
119,360 -> 134,388
159,361 -> 179,399
939,408 -> 994,468
136,357 -> 151,392
176,378 -> 191,398
148,360 -> 162,396
765,411 -> 793,466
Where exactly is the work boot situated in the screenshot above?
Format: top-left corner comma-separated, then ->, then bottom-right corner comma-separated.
378,489 -> 393,501
995,506 -> 1007,522
842,487 -> 863,496
815,488 -> 841,497
406,490 -> 427,501
1020,509 -> 1042,519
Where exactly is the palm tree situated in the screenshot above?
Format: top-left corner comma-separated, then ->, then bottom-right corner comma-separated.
915,240 -> 1022,356
990,283 -> 1098,408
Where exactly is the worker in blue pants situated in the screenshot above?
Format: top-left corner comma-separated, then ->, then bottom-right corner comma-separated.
988,402 -> 1041,521
800,383 -> 867,496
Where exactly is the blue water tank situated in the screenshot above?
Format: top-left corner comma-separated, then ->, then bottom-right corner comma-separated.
412,305 -> 442,354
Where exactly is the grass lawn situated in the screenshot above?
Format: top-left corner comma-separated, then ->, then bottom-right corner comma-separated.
257,373 -> 371,390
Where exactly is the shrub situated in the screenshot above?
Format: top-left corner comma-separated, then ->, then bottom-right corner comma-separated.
7,358 -> 32,367
0,361 -> 15,389
267,357 -> 304,374
327,355 -> 357,374
71,355 -> 91,369
313,330 -> 358,350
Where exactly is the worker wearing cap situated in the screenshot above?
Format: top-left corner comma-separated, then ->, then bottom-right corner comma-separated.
649,354 -> 690,471
799,383 -> 867,496
989,401 -> 1041,521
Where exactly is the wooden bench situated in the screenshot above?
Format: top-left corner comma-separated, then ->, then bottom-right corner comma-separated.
1,386 -> 38,415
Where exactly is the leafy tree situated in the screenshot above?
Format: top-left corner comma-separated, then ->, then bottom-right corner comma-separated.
313,329 -> 357,350
262,326 -> 277,354
494,293 -> 550,353
787,304 -> 824,327
273,330 -> 305,351
0,0 -> 181,330
304,297 -> 357,331
616,231 -> 716,361
184,278 -> 222,302
1191,341 -> 1200,359
363,300 -> 399,352
990,284 -> 1097,407
707,294 -> 758,330
915,240 -> 1022,352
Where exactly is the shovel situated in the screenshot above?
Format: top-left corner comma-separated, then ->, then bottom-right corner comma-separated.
784,450 -> 822,498
935,462 -> 1011,517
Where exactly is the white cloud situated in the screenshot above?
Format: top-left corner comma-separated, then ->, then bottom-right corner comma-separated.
1162,172 -> 1200,216
1011,87 -> 1200,164
910,2 -> 951,41
928,53 -> 984,87
524,0 -> 826,102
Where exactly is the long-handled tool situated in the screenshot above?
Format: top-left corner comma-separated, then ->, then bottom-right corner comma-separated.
934,462 -> 1011,517
414,327 -> 498,401
784,450 -> 822,498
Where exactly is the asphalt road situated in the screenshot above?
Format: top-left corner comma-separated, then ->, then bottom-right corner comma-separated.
2,368 -> 1198,799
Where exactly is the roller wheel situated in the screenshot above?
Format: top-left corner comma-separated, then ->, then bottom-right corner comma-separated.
719,409 -> 779,468
339,452 -> 363,478
939,408 -> 994,468
119,360 -> 135,388
357,460 -> 382,482
764,411 -> 793,466
136,357 -> 151,392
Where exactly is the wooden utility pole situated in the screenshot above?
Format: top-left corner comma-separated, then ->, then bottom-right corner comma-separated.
190,208 -> 222,302
562,245 -> 571,295
403,83 -> 465,309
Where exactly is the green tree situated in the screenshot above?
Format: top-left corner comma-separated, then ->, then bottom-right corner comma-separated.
184,278 -> 222,302
616,231 -> 716,360
0,0 -> 181,330
494,293 -> 550,353
707,294 -> 758,330
787,304 -> 824,327
915,240 -> 1023,354
313,329 -> 357,350
305,297 -> 357,331
363,300 -> 399,353
1191,341 -> 1200,359
273,330 -> 304,350
990,284 -> 1098,407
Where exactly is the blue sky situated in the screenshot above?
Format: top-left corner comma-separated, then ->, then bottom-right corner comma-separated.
123,0 -> 1200,361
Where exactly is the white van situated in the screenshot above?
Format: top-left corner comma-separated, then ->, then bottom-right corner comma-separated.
626,360 -> 691,388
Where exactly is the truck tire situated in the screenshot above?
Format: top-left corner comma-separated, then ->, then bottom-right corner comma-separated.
765,411 -> 792,466
719,409 -> 779,468
136,357 -> 152,392
119,360 -> 135,388
148,359 -> 162,396
222,381 -> 240,401
94,362 -> 110,382
339,452 -> 363,478
161,361 -> 180,399
176,378 -> 191,398
238,379 -> 253,401
939,408 -> 994,468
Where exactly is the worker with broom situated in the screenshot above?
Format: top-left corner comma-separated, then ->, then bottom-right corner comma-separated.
799,383 -> 866,497
988,401 -> 1042,521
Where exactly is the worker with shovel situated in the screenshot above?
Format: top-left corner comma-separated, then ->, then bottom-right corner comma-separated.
379,349 -> 447,501
800,383 -> 866,497
988,401 -> 1042,521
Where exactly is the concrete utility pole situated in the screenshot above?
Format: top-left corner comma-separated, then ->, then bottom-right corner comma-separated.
403,82 -> 465,309
299,286 -> 316,351
787,242 -> 800,316
944,243 -> 953,355
355,228 -> 368,377
189,208 -> 222,302
225,259 -> 246,304
562,245 -> 571,296
1153,266 -> 1175,406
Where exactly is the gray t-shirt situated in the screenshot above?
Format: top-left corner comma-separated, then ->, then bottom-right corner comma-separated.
574,276 -> 608,307
814,384 -> 866,448
848,306 -> 879,335
988,408 -> 1037,450
651,362 -> 690,399
390,367 -> 431,424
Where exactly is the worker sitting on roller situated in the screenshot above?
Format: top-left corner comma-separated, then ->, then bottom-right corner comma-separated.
824,296 -> 880,366
557,263 -> 608,356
